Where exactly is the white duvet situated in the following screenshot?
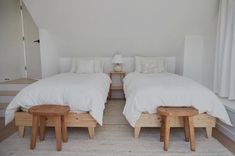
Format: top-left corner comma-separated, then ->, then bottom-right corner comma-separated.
5,73 -> 111,126
123,72 -> 232,127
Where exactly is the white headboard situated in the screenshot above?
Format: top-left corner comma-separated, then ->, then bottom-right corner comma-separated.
59,57 -> 176,73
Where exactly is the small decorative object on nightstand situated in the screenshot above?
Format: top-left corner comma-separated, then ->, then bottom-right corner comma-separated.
112,54 -> 123,72
109,71 -> 126,99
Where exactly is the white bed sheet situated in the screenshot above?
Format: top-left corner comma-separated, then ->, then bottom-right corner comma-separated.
123,72 -> 232,127
5,73 -> 111,125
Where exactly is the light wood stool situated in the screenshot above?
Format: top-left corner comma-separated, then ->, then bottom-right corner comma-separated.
29,105 -> 70,151
157,107 -> 198,151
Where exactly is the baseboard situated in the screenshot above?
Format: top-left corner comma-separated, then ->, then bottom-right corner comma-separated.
213,128 -> 235,155
216,103 -> 235,143
216,121 -> 235,142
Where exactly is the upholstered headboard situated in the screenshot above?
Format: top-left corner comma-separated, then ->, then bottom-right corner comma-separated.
59,57 -> 176,73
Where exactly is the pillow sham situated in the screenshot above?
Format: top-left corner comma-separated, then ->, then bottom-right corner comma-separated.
70,58 -> 104,73
76,60 -> 94,73
134,56 -> 167,73
94,59 -> 104,73
141,59 -> 166,73
134,56 -> 142,73
70,58 -> 77,73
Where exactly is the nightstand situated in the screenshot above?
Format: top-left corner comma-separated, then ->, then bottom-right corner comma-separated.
109,71 -> 126,99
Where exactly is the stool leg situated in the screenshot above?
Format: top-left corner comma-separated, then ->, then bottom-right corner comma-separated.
160,116 -> 165,142
183,117 -> 189,142
188,116 -> 196,151
61,115 -> 68,142
30,115 -> 38,149
54,116 -> 62,151
164,116 -> 171,151
40,116 -> 46,141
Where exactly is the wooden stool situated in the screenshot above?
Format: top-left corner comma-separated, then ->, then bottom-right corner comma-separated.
157,107 -> 198,151
29,105 -> 70,151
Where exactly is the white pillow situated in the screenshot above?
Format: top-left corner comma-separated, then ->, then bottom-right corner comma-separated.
70,58 -> 104,73
135,56 -> 167,73
94,59 -> 104,73
76,60 -> 94,73
134,56 -> 142,72
141,59 -> 166,73
70,58 -> 77,73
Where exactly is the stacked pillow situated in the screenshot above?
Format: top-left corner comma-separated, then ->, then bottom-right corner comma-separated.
70,58 -> 104,74
135,56 -> 167,73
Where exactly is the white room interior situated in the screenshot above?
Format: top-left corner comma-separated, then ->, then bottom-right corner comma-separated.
0,0 -> 235,155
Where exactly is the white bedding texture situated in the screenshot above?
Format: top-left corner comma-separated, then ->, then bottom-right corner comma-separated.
5,73 -> 111,126
123,72 -> 232,127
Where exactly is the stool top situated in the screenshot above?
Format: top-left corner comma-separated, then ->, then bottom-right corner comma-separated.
29,105 -> 70,116
157,107 -> 198,117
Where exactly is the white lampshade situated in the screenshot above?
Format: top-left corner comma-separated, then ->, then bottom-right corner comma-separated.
112,54 -> 123,64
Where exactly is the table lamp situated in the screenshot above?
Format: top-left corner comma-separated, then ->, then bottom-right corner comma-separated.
112,54 -> 123,72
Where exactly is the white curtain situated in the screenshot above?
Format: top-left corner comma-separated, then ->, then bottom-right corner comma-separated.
214,0 -> 235,100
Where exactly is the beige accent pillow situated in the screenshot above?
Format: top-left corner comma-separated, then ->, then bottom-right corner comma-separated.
141,59 -> 166,73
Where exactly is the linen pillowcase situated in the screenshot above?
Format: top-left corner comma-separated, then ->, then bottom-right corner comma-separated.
76,60 -> 94,74
70,58 -> 77,73
134,56 -> 167,73
141,59 -> 166,73
70,58 -> 104,73
134,56 -> 142,72
94,59 -> 104,73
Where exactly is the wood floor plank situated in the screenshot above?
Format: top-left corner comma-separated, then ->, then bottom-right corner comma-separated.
0,118 -> 17,142
0,103 -> 9,109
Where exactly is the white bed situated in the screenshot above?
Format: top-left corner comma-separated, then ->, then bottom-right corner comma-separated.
123,72 -> 231,127
122,55 -> 232,138
5,73 -> 111,126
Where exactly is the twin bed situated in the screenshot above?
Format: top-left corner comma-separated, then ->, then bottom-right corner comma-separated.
5,73 -> 111,138
5,57 -> 232,139
123,72 -> 231,138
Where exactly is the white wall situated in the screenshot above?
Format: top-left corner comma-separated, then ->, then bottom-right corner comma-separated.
39,29 -> 59,78
23,0 -> 219,88
183,36 -> 204,83
0,0 -> 25,82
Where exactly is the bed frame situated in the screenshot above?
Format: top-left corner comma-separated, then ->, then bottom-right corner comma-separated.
134,113 -> 216,138
15,111 -> 97,139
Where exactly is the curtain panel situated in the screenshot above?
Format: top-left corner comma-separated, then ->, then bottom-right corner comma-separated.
214,0 -> 235,100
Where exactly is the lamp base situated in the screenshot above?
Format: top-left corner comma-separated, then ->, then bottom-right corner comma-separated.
113,64 -> 122,72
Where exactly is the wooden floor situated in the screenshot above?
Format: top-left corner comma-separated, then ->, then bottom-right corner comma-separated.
0,117 -> 4,130
0,117 -> 17,142
0,103 -> 8,109
0,100 -> 234,155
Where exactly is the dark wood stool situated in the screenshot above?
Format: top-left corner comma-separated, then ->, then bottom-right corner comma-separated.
29,105 -> 70,151
157,107 -> 198,151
